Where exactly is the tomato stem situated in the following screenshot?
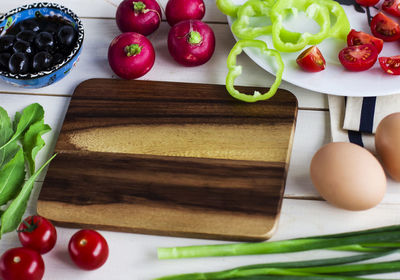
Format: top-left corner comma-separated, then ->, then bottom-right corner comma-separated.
124,44 -> 142,56
133,1 -> 146,13
16,216 -> 38,233
187,31 -> 202,45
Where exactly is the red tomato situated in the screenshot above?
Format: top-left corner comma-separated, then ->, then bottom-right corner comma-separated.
347,29 -> 384,53
18,215 -> 57,254
379,55 -> 400,74
382,0 -> 400,17
370,12 -> 400,41
356,0 -> 380,6
68,229 -> 109,270
0,247 -> 45,280
338,44 -> 378,71
296,46 -> 326,72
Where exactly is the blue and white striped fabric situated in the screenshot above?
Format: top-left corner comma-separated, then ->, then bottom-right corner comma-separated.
327,95 -> 400,153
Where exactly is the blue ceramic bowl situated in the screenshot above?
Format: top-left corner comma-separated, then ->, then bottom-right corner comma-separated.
0,2 -> 84,88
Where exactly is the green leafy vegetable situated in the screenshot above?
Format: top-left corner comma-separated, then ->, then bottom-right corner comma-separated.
0,103 -> 44,151
22,119 -> 51,175
0,107 -> 14,167
0,149 -> 25,205
0,103 -> 52,238
0,154 -> 56,238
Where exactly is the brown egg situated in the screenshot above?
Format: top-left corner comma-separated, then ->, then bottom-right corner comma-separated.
310,142 -> 386,211
375,112 -> 400,181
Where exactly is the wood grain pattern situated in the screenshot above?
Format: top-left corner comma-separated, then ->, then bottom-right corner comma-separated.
38,79 -> 298,241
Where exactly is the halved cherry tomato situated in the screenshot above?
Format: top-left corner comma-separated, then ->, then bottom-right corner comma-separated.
379,55 -> 400,74
356,0 -> 380,6
68,229 -> 109,270
382,0 -> 400,17
338,44 -> 378,71
370,12 -> 400,41
347,29 -> 384,53
0,247 -> 44,280
296,46 -> 326,72
18,215 -> 57,254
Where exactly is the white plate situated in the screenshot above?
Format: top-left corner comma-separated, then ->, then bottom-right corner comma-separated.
228,1 -> 400,97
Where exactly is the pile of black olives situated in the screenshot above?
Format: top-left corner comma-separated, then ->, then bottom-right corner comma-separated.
0,17 -> 77,75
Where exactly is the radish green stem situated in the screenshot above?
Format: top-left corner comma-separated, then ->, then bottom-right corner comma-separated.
133,1 -> 146,12
124,44 -> 142,56
187,31 -> 202,45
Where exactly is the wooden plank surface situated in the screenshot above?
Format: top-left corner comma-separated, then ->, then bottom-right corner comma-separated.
37,79 -> 298,241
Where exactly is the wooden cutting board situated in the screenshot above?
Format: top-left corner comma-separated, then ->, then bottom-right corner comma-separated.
38,79 -> 298,241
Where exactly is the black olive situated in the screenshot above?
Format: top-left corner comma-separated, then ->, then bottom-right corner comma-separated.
0,53 -> 11,71
42,22 -> 59,35
19,19 -> 40,32
9,53 -> 29,74
12,40 -> 33,55
16,30 -> 36,43
34,32 -> 54,51
0,35 -> 15,52
52,52 -> 64,65
57,25 -> 76,47
32,51 -> 53,72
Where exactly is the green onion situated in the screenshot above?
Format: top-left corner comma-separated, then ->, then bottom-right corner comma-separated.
154,251 -> 396,280
158,226 -> 400,259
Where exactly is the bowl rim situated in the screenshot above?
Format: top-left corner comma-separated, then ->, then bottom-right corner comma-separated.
0,2 -> 84,80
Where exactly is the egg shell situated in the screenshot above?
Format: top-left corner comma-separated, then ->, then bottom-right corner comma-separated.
310,142 -> 386,211
375,112 -> 400,181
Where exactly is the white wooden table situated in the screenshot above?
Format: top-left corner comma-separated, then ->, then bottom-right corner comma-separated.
1,1 -> 400,279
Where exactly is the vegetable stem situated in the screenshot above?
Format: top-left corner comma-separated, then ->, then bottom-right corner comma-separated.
133,1 -> 146,13
124,44 -> 142,56
187,31 -> 202,45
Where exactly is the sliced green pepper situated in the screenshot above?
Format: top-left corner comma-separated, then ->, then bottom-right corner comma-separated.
216,0 -> 240,17
323,0 -> 351,40
270,0 -> 331,52
226,39 -> 284,103
231,0 -> 276,40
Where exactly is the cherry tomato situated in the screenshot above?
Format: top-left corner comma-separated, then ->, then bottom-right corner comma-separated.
382,0 -> 400,17
370,12 -> 400,41
18,215 -> 57,254
0,247 -> 45,280
356,0 -> 380,6
68,229 -> 109,270
347,29 -> 384,53
338,44 -> 378,71
296,46 -> 326,72
379,55 -> 400,74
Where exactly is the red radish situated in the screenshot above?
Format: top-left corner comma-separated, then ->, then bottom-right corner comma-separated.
165,0 -> 205,26
116,0 -> 161,36
168,19 -> 215,66
108,32 -> 155,79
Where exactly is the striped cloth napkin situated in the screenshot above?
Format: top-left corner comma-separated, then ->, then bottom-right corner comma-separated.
328,95 -> 400,153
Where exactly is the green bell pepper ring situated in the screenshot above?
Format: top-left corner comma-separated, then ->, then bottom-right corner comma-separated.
270,0 -> 331,52
226,39 -> 284,103
231,0 -> 276,40
216,0 -> 240,17
323,0 -> 351,40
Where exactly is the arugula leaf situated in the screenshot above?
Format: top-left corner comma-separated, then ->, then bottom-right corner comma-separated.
0,154 -> 56,238
13,111 -> 21,132
0,103 -> 44,151
22,120 -> 51,175
0,107 -> 14,167
0,149 -> 25,206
